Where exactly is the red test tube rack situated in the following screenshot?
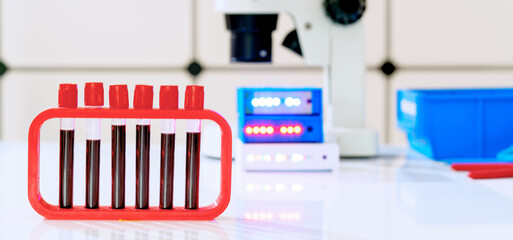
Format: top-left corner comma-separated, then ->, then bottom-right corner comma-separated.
27,84 -> 232,220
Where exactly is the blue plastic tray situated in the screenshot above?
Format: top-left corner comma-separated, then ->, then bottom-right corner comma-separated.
397,89 -> 513,160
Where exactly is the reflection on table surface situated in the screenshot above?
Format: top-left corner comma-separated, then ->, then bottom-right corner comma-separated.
1,142 -> 513,240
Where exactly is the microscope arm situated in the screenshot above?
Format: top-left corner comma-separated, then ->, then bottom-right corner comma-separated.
328,22 -> 365,129
328,22 -> 377,156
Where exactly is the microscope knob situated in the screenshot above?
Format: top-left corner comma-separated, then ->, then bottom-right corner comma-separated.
324,0 -> 366,25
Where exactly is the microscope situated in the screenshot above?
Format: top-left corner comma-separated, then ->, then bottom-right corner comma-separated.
216,0 -> 377,157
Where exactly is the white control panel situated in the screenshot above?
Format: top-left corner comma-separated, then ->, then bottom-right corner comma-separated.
237,141 -> 339,171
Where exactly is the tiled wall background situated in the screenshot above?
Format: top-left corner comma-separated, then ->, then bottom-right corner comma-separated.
2,0 -> 513,145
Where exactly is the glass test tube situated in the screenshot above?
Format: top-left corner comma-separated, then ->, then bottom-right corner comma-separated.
159,86 -> 178,209
185,119 -> 201,209
111,119 -> 125,209
184,85 -> 204,210
84,82 -> 104,209
160,119 -> 175,209
58,84 -> 77,208
136,119 -> 150,209
109,85 -> 128,209
134,85 -> 153,209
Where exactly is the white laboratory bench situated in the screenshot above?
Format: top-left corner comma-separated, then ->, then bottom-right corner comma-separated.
1,141 -> 513,240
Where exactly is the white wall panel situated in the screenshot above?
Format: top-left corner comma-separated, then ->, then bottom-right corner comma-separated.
392,0 -> 513,66
1,0 -> 193,67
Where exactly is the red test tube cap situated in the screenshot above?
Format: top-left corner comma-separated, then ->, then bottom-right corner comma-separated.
58,84 -> 78,108
134,85 -> 154,109
185,85 -> 204,110
109,85 -> 129,109
160,85 -> 179,110
84,82 -> 104,106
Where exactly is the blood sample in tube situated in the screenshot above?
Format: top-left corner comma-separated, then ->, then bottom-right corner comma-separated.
109,85 -> 128,209
159,86 -> 178,209
58,84 -> 77,208
184,85 -> 204,210
134,85 -> 153,209
84,82 -> 104,209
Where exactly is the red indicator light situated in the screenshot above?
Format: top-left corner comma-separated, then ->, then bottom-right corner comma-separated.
278,125 -> 303,135
246,125 -> 302,136
246,125 -> 276,135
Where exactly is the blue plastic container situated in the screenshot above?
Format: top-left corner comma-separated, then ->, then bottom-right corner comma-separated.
397,89 -> 513,160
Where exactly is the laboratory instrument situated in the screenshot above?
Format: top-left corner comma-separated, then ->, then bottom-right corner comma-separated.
216,0 -> 377,157
237,87 -> 339,171
238,88 -> 323,143
237,142 -> 339,171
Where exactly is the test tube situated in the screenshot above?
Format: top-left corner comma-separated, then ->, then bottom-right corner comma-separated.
184,85 -> 204,210
134,85 -> 153,209
58,84 -> 78,208
109,85 -> 128,209
84,82 -> 104,209
159,86 -> 178,209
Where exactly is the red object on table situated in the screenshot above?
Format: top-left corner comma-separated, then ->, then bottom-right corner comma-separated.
28,108 -> 232,220
451,163 -> 513,179
468,168 -> 513,179
451,163 -> 513,171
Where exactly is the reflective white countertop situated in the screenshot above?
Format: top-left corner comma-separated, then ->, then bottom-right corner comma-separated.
1,141 -> 513,240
